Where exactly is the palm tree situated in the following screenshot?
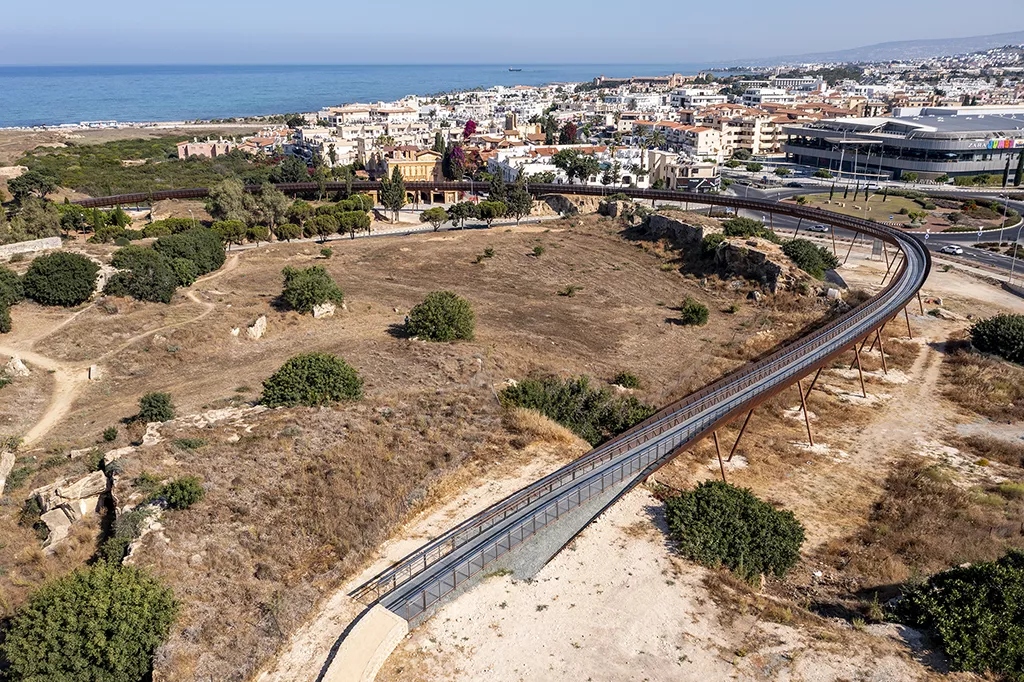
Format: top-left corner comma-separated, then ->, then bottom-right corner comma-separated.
635,131 -> 651,171
649,129 -> 667,151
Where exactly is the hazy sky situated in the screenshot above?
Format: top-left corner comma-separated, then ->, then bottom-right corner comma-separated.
2,0 -> 1023,65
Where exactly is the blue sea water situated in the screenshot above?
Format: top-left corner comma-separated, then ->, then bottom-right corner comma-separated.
0,63 -> 715,128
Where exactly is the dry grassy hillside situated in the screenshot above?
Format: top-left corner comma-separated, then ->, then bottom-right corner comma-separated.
0,214 -> 840,681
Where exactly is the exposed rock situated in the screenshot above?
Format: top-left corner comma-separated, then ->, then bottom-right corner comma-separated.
644,213 -> 721,249
103,446 -> 136,468
747,290 -> 765,302
598,200 -> 626,218
0,450 -> 15,496
231,327 -> 240,337
826,288 -> 843,300
89,365 -> 101,380
142,422 -> 163,447
246,315 -> 267,340
932,308 -> 967,322
40,509 -> 73,548
5,356 -> 30,377
716,242 -> 788,293
313,301 -> 336,319
32,470 -> 110,549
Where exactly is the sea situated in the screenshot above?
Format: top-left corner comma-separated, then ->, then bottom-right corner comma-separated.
0,63 -> 718,128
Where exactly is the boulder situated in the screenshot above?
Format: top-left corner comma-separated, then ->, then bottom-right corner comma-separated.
645,214 -> 719,249
246,315 -> 267,340
230,327 -> 240,337
598,200 -> 625,218
5,357 -> 30,377
716,243 -> 786,293
747,290 -> 765,303
33,470 -> 108,513
88,365 -> 101,381
313,301 -> 336,319
933,308 -> 967,322
826,288 -> 843,301
0,450 -> 15,497
40,509 -> 74,548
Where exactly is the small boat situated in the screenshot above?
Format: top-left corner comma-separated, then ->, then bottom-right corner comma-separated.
508,67 -> 522,72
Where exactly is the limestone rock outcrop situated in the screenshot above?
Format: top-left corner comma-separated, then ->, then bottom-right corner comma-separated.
31,470 -> 109,549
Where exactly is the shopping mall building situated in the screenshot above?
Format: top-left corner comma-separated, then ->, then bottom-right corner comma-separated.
781,105 -> 1024,181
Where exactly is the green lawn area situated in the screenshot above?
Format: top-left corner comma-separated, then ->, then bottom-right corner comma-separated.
794,193 -> 923,223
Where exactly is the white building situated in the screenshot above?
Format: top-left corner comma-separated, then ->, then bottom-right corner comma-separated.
670,88 -> 728,109
741,88 -> 797,107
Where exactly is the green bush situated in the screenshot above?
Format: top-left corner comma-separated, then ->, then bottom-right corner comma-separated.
971,314 -> 1024,365
612,371 -> 641,389
99,506 -> 151,563
0,265 -> 24,307
664,480 -> 805,582
721,217 -> 780,243
0,562 -> 177,682
280,265 -> 343,314
136,392 -> 174,423
406,290 -> 475,342
156,476 -> 205,510
0,303 -> 10,334
153,228 -> 225,276
499,375 -> 656,446
168,257 -> 198,287
320,247 -> 333,259
105,245 -> 178,303
679,297 -> 709,326
895,550 -> 1024,679
22,252 -> 99,307
260,352 -> 363,407
702,233 -> 726,256
782,238 -> 841,279
102,426 -> 118,442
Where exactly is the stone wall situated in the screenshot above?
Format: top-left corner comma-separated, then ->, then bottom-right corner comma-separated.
0,236 -> 62,261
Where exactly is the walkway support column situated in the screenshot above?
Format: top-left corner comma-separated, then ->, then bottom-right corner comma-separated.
844,233 -> 859,264
727,410 -> 754,462
876,329 -> 888,374
904,307 -> 914,339
713,431 -> 727,483
797,379 -> 814,446
853,345 -> 867,398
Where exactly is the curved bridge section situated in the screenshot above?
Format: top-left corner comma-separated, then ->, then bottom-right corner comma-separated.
77,182 -> 930,624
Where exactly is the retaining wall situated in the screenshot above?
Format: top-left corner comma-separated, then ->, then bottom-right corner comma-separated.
0,236 -> 62,260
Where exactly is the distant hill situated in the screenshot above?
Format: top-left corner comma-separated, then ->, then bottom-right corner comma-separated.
747,30 -> 1024,66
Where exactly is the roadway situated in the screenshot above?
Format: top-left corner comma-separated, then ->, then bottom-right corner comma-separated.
732,184 -> 1024,276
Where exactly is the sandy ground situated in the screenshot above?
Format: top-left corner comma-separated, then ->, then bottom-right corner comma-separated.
378,491 -> 929,682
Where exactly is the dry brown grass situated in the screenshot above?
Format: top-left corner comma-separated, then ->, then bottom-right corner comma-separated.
817,458 -> 1024,590
959,434 -> 1024,469
502,407 -> 583,448
942,345 -> 1024,422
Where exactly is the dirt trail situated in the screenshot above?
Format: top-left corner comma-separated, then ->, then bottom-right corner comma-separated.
1,255 -> 239,447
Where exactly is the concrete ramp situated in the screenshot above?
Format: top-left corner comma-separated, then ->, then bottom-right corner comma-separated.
321,605 -> 408,682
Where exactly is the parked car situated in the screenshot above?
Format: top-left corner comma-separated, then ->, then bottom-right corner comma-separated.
785,181 -> 803,188
939,245 -> 963,255
807,224 -> 830,233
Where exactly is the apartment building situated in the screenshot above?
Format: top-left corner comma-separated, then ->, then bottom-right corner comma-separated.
176,138 -> 236,159
669,88 -> 728,109
648,150 -> 720,192
741,88 -> 797,107
291,127 -> 356,167
367,146 -> 444,182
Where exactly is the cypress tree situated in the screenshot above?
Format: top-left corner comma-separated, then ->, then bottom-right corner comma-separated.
1003,157 -> 1011,188
1015,150 -> 1024,187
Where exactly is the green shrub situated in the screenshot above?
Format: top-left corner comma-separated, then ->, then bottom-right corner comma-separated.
0,303 -> 10,334
105,245 -> 178,303
153,228 -> 225,276
22,252 -> 99,307
406,290 -> 475,342
0,265 -> 25,307
702,233 -> 726,256
0,562 -> 177,682
782,239 -> 841,279
103,426 -> 118,442
971,314 -> 1024,365
168,257 -> 198,287
664,480 -> 805,582
320,247 -> 333,258
721,217 -> 780,243
99,506 -> 151,563
136,392 -> 174,423
499,375 -> 656,446
172,437 -> 206,451
895,550 -> 1024,679
679,297 -> 709,326
612,371 -> 641,389
280,265 -> 343,314
157,476 -> 205,510
533,245 -> 546,257
261,352 -> 363,407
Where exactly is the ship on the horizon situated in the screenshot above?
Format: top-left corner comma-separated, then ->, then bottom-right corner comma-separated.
508,67 -> 522,72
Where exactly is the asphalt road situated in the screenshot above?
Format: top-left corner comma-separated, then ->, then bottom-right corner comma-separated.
732,185 -> 1024,276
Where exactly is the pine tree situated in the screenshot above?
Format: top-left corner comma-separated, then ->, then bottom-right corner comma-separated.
380,167 -> 406,222
433,132 -> 447,156
489,170 -> 507,203
506,174 -> 534,225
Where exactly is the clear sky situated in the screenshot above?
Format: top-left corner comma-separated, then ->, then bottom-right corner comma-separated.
2,0 -> 1023,66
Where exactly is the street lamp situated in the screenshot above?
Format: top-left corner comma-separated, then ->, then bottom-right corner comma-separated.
1010,223 -> 1024,285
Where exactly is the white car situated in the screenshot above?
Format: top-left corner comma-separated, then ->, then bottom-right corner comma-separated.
939,245 -> 963,255
807,224 -> 830,233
